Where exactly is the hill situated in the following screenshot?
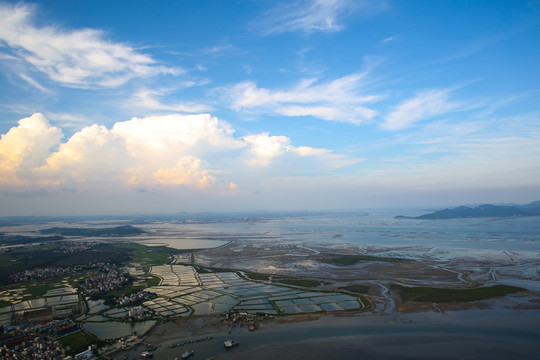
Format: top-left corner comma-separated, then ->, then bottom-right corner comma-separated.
396,201 -> 540,219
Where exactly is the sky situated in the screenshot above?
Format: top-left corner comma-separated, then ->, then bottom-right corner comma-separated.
0,0 -> 539,216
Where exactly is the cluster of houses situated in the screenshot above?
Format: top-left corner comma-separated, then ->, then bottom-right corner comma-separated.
58,242 -> 95,254
0,319 -> 79,359
9,262 -> 118,284
9,265 -> 87,283
116,291 -> 154,307
78,265 -> 128,296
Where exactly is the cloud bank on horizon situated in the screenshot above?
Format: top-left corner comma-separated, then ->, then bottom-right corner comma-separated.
0,1 -> 539,215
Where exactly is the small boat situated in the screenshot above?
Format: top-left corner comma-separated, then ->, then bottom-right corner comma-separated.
182,350 -> 194,359
140,350 -> 153,358
224,339 -> 240,348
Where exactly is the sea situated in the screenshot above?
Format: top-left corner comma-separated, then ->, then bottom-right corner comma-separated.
157,208 -> 540,263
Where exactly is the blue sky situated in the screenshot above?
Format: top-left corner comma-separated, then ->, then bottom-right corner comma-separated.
0,0 -> 539,216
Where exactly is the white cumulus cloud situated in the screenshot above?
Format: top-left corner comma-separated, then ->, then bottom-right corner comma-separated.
243,133 -> 291,165
43,124 -> 131,184
0,113 -> 239,189
243,132 -> 344,167
153,156 -> 215,188
0,113 -> 62,185
1,113 -> 352,191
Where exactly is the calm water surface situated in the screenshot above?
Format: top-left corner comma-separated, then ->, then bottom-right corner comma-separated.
146,308 -> 540,360
169,210 -> 540,254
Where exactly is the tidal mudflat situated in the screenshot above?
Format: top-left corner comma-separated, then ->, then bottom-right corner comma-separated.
110,211 -> 540,359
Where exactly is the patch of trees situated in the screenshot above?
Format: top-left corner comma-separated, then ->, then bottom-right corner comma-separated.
0,234 -> 64,246
0,243 -> 132,285
39,225 -> 145,237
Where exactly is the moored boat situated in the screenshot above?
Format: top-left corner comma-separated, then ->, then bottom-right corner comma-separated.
223,339 -> 240,348
182,350 -> 194,359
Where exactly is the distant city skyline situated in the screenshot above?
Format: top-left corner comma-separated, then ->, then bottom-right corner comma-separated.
0,0 -> 539,216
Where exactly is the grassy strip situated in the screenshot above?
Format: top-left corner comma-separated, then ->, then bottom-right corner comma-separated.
116,243 -> 171,265
241,271 -> 320,288
275,279 -> 320,288
322,254 -> 405,266
146,275 -> 161,287
341,284 -> 370,294
242,271 -> 270,281
393,284 -> 525,303
116,242 -> 194,266
356,295 -> 371,310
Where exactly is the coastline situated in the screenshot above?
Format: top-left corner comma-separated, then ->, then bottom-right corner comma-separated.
113,296 -> 540,360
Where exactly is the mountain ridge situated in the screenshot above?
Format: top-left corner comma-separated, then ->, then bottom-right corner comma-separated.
396,201 -> 540,219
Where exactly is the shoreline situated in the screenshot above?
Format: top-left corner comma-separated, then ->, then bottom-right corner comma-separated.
108,294 -> 540,360
111,294 -> 540,359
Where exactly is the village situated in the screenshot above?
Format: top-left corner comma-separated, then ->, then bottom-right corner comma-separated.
1,254 -> 367,360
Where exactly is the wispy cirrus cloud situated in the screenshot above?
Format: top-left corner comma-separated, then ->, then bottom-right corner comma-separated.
0,3 -> 179,88
18,73 -> 50,93
381,35 -> 397,44
383,89 -> 463,130
225,73 -> 380,124
128,88 -> 213,114
253,0 -> 388,35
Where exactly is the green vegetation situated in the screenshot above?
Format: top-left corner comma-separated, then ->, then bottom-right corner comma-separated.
58,331 -> 99,354
341,284 -> 371,294
26,282 -> 61,298
146,275 -> 161,287
0,234 -> 64,246
323,254 -> 406,266
0,239 -> 186,308
275,279 -> 320,288
241,271 -> 320,288
243,271 -> 271,281
0,299 -> 11,307
0,243 -> 132,284
90,274 -> 162,305
116,243 -> 176,266
356,295 -> 371,309
0,254 -> 16,267
393,284 -> 525,303
39,225 -> 145,237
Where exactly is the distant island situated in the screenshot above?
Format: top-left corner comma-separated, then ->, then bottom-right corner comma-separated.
39,224 -> 146,236
396,201 -> 540,219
